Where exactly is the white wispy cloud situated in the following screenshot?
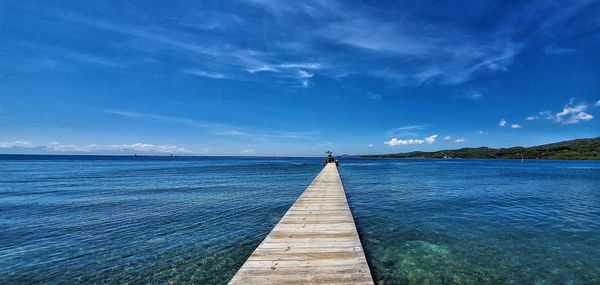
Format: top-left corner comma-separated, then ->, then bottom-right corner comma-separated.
247,62 -> 321,86
278,63 -> 321,69
17,0 -> 543,94
511,124 -> 522,129
10,43 -> 127,72
63,1 -> 520,87
539,111 -> 554,119
368,143 -> 373,147
595,99 -> 600,107
298,70 -> 314,87
17,0 -> 593,94
391,125 -> 430,131
454,91 -> 483,101
64,52 -> 126,68
45,10 -> 323,88
525,116 -> 539,120
215,130 -> 250,136
499,119 -> 507,127
183,69 -> 226,79
320,13 -> 521,85
247,62 -> 320,73
247,63 -> 321,87
104,110 -> 249,136
384,134 -> 437,146
367,92 -> 382,100
467,91 -> 483,101
543,45 -> 575,55
271,131 -> 318,139
105,109 -> 319,141
444,136 -> 452,140
33,47 -> 128,69
387,125 -> 430,135
247,65 -> 278,73
454,138 -> 465,143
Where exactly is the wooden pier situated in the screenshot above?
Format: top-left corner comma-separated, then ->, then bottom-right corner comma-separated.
229,163 -> 373,285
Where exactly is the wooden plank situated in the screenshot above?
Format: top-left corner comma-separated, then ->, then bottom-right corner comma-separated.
229,163 -> 373,285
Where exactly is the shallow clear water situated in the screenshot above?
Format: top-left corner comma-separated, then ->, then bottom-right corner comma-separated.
1,156 -> 599,284
341,159 -> 600,284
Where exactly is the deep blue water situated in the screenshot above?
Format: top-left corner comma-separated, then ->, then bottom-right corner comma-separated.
1,156 -> 599,284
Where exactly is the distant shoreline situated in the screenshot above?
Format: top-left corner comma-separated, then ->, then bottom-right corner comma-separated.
359,137 -> 600,160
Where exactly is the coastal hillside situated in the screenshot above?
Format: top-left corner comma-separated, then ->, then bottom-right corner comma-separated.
361,137 -> 600,160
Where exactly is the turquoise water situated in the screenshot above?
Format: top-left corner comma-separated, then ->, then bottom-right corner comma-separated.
1,156 -> 599,284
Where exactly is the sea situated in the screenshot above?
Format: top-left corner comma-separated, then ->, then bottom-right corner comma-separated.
1,155 -> 599,284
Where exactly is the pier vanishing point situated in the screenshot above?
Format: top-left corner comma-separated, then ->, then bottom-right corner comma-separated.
229,162 -> 374,285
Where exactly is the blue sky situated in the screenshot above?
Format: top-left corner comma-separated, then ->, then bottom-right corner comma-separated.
1,0 -> 599,156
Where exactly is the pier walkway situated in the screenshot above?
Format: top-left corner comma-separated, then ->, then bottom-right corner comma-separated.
229,163 -> 373,285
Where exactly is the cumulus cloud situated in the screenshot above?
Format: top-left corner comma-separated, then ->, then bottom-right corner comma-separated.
513,99 -> 593,126
384,134 -> 437,146
454,138 -> 465,143
425,134 -> 438,144
499,119 -> 507,127
50,144 -> 84,152
552,98 -> 593,124
384,138 -> 423,146
0,140 -> 33,148
105,143 -> 188,153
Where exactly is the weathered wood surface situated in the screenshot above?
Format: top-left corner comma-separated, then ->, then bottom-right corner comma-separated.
229,163 -> 373,285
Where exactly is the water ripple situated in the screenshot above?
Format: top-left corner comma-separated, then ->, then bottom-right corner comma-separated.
1,157 -> 599,284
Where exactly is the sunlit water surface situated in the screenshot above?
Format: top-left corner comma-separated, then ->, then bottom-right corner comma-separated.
1,156 -> 598,284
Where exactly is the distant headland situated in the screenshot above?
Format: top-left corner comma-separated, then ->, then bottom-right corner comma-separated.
360,137 -> 600,160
